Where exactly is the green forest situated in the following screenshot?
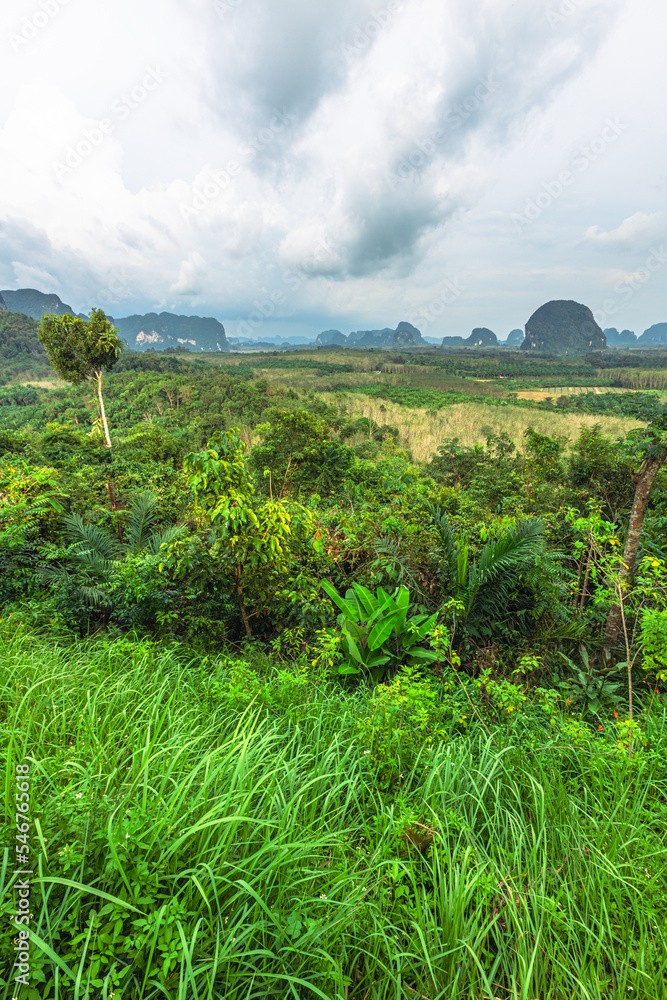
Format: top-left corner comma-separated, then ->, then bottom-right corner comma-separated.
1,311 -> 666,999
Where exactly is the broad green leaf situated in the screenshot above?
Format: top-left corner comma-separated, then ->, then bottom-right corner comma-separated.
351,582 -> 379,617
395,587 -> 410,610
368,612 -> 401,650
367,653 -> 391,667
406,648 -> 440,663
343,633 -> 363,664
342,620 -> 367,641
321,579 -> 358,619
413,613 -> 438,639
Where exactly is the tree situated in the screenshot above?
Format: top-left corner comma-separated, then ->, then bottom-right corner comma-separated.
250,408 -> 353,496
604,427 -> 667,643
163,430 -> 319,639
38,308 -> 123,450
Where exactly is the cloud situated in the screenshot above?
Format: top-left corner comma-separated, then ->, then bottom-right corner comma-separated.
583,212 -> 667,251
0,0 -> 665,335
171,251 -> 207,295
11,262 -> 61,289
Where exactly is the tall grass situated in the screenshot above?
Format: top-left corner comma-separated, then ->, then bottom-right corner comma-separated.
1,625 -> 666,998
322,395 -> 642,461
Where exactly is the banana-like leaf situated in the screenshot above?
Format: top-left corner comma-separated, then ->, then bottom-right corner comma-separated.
411,612 -> 438,639
367,652 -> 391,668
368,611 -> 401,651
342,620 -> 367,641
395,587 -> 410,610
406,648 -> 440,663
321,579 -> 358,619
351,581 -> 378,617
343,632 -> 363,664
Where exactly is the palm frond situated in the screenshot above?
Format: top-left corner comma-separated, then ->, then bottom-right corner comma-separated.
63,514 -> 120,562
427,504 -> 460,589
145,524 -> 184,556
70,549 -> 111,578
464,519 -> 545,625
126,491 -> 160,551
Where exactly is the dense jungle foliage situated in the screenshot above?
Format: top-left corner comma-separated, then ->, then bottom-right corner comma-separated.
1,329 -> 666,998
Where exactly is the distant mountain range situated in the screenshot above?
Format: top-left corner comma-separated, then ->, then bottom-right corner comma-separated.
2,287 -> 667,354
0,289 -> 229,352
316,322 -> 423,347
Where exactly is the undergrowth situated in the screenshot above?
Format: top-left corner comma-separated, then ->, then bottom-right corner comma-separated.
1,622 -> 666,999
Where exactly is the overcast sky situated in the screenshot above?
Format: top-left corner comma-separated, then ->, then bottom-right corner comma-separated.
1,0 -> 665,340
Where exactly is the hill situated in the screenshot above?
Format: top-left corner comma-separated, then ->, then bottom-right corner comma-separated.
1,287 -> 79,320
442,327 -> 498,348
521,300 -> 606,354
315,322 -> 423,348
638,323 -> 667,346
604,328 -> 637,346
505,329 -> 524,346
0,311 -> 53,383
111,312 -> 230,352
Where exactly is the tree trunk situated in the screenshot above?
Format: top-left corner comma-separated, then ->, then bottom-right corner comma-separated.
96,371 -> 113,451
604,445 -> 667,643
235,564 -> 252,639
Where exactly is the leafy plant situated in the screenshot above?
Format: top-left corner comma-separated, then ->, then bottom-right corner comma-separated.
557,645 -> 624,717
429,504 -> 550,638
321,579 -> 438,681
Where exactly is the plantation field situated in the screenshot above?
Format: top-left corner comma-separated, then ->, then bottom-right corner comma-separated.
2,623 -> 666,999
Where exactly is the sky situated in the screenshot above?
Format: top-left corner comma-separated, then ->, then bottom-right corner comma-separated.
1,0 -> 666,342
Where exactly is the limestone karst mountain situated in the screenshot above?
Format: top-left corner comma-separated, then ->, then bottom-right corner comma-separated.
520,301 -> 606,354
1,288 -> 78,320
637,323 -> 667,346
604,328 -> 637,346
316,322 -> 423,348
505,329 -> 524,346
441,327 -> 498,348
111,312 -> 229,352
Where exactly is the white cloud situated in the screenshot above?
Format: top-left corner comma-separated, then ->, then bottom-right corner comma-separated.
12,262 -> 60,289
171,252 -> 207,295
583,212 -> 667,252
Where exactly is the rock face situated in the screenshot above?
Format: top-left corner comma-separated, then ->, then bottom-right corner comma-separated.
521,300 -> 606,354
112,312 -> 229,351
0,292 -> 7,312
441,327 -> 498,348
638,323 -> 667,346
1,288 -> 77,319
505,329 -> 524,346
604,328 -> 638,346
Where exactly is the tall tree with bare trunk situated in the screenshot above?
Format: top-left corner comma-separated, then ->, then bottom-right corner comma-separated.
38,308 -> 123,452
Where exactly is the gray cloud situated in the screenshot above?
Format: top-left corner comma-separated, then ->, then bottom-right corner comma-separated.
1,0 -> 666,335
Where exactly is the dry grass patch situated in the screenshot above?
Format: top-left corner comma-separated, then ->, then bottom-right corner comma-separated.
324,394 -> 644,462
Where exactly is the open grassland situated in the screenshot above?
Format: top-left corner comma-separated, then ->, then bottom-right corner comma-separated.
322,394 -> 644,462
1,624 -> 666,998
